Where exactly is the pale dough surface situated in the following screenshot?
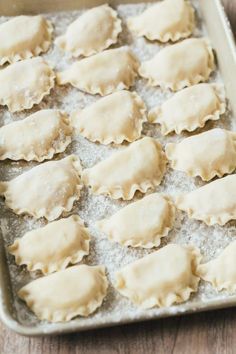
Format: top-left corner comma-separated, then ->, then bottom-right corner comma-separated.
55,4 -> 121,57
197,241 -> 236,293
0,109 -> 72,162
56,47 -> 139,96
0,15 -> 53,65
176,174 -> 236,226
82,137 -> 167,200
115,244 -> 201,308
0,57 -> 55,112
139,38 -> 215,91
8,215 -> 90,274
166,128 -> 236,181
128,0 -> 195,42
97,193 -> 175,248
72,90 -> 147,144
149,83 -> 226,134
0,155 -> 82,221
18,265 -> 108,322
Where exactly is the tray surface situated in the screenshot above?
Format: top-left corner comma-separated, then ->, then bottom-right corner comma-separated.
0,0 -> 236,336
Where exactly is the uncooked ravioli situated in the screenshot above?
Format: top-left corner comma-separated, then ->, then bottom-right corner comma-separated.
82,137 -> 167,200
166,128 -> 236,181
56,47 -> 139,96
0,15 -> 53,65
55,4 -> 121,57
176,174 -> 236,226
149,83 -> 225,134
115,244 -> 201,308
139,38 -> 215,91
97,193 -> 175,248
8,215 -> 90,274
71,90 -> 147,144
0,57 -> 55,112
18,265 -> 108,322
0,109 -> 72,162
128,0 -> 195,42
0,155 -> 82,221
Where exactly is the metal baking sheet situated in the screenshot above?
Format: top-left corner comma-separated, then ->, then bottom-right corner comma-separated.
0,0 -> 236,336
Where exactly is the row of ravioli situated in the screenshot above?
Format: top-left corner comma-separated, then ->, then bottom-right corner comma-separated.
0,38 -> 216,112
1,0 -> 235,323
0,0 -> 214,113
2,137 -> 236,225
0,0 -> 195,64
3,138 -> 236,323
7,212 -> 236,322
0,81 -> 227,158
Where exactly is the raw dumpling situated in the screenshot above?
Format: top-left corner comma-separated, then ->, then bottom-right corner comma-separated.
0,15 -> 53,65
139,38 -> 215,91
197,241 -> 236,292
0,109 -> 72,162
0,57 -> 55,112
55,4 -> 121,57
0,155 -> 82,221
82,137 -> 167,200
97,193 -> 175,248
56,47 -> 139,96
18,265 -> 108,322
115,244 -> 201,308
149,84 -> 225,135
8,215 -> 90,274
176,174 -> 236,226
71,90 -> 147,144
127,0 -> 195,42
166,129 -> 236,181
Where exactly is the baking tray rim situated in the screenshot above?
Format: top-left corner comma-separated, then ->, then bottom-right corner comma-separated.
0,0 -> 236,336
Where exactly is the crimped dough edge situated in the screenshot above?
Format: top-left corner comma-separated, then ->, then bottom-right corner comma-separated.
18,265 -> 108,322
114,245 -> 201,308
0,18 -> 53,65
97,194 -> 176,248
0,111 -> 72,162
55,5 -> 122,57
0,155 -> 83,221
8,215 -> 90,274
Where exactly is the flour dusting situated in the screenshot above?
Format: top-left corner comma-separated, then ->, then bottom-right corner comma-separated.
0,1 -> 235,333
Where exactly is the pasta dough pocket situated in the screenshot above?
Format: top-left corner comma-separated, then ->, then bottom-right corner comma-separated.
139,38 -> 215,91
0,57 -> 55,112
97,193 -> 175,248
197,241 -> 236,293
115,244 -> 201,308
0,155 -> 82,221
176,174 -> 236,226
71,90 -> 147,145
18,265 -> 108,322
8,215 -> 90,274
128,0 -> 195,42
0,15 -> 53,65
0,109 -> 72,162
82,137 -> 167,200
56,47 -> 139,96
149,84 -> 225,135
55,4 -> 122,57
166,128 -> 236,181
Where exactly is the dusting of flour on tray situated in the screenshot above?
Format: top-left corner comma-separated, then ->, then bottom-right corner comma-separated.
0,1 -> 235,332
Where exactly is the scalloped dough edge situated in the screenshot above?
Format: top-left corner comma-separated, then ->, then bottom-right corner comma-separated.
148,84 -> 226,135
55,5 -> 122,58
71,91 -> 147,145
97,194 -> 176,248
0,111 -> 72,162
8,215 -> 90,274
0,155 -> 82,221
0,19 -> 53,65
